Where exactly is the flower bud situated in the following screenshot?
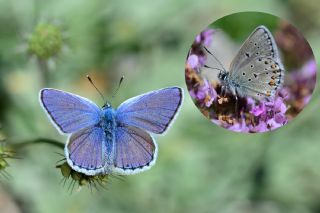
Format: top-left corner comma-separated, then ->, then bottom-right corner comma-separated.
56,161 -> 110,191
28,23 -> 62,59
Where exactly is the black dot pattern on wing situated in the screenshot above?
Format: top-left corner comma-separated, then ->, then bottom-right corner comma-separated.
234,56 -> 284,99
229,25 -> 281,73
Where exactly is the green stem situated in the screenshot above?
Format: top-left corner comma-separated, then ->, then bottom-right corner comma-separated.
8,138 -> 64,150
37,58 -> 49,86
250,134 -> 273,201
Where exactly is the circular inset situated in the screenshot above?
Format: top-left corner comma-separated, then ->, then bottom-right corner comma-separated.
185,12 -> 317,133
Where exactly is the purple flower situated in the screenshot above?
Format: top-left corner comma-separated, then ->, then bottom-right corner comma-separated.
187,54 -> 199,69
247,94 -> 288,132
301,59 -> 317,78
195,29 -> 215,45
203,79 -> 217,107
278,88 -> 290,100
246,97 -> 255,108
290,59 -> 317,90
249,122 -> 268,133
197,55 -> 207,68
189,89 -> 206,100
274,97 -> 287,114
250,103 -> 265,116
202,29 -> 215,46
228,119 -> 249,133
302,95 -> 311,105
266,118 -> 282,130
190,79 -> 217,108
188,28 -> 216,73
274,113 -> 287,124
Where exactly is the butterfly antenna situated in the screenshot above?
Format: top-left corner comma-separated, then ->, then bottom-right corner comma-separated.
203,64 -> 225,72
86,75 -> 106,104
111,76 -> 124,99
203,46 -> 226,72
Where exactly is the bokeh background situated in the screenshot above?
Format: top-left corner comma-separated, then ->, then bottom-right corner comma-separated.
0,0 -> 320,213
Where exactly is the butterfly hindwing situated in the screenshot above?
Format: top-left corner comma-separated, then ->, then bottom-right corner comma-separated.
65,126 -> 114,175
40,88 -> 101,134
115,87 -> 183,134
112,125 -> 157,175
232,57 -> 284,99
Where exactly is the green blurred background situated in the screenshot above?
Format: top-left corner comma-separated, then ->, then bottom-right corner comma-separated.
0,0 -> 319,212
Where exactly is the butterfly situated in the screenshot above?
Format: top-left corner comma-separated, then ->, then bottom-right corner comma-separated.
204,25 -> 284,100
39,86 -> 183,176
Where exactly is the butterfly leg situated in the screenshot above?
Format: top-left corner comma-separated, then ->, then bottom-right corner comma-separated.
234,89 -> 239,120
221,85 -> 226,97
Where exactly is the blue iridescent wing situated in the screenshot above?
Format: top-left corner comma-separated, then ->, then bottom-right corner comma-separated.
115,87 -> 183,134
112,125 -> 157,175
40,88 -> 101,134
65,126 -> 114,175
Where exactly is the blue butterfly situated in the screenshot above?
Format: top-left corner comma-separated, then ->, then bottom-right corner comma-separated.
39,86 -> 183,175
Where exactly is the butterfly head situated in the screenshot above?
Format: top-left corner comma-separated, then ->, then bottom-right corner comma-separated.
102,102 -> 112,109
218,70 -> 229,83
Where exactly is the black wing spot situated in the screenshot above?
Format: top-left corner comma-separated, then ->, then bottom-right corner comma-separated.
253,73 -> 257,78
245,52 -> 250,57
250,64 -> 254,68
242,72 -> 246,76
248,78 -> 252,81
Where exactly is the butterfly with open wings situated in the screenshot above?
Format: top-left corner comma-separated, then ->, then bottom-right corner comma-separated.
39,85 -> 183,176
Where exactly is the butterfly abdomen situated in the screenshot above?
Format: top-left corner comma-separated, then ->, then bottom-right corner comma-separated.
101,107 -> 116,170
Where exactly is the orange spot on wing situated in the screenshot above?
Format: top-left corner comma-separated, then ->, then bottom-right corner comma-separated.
268,80 -> 276,86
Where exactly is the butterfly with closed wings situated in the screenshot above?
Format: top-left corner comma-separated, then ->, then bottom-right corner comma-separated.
204,25 -> 284,101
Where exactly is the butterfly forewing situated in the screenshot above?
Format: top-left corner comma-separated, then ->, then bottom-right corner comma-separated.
115,87 -> 183,134
229,25 -> 282,72
40,88 -> 101,134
